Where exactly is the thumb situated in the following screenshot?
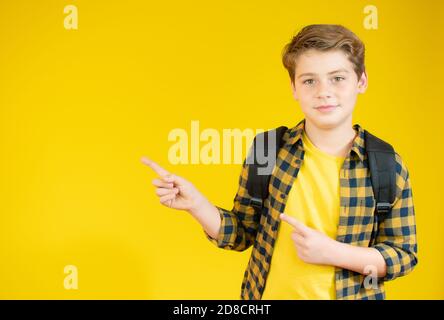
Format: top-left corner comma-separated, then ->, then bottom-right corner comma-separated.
163,173 -> 187,186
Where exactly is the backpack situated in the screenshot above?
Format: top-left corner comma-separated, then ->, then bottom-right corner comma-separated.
245,126 -> 397,226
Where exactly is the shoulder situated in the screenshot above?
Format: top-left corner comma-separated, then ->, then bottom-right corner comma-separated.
363,128 -> 409,181
393,152 -> 412,201
394,152 -> 409,181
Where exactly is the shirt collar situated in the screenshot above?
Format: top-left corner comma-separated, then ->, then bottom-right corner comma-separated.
284,119 -> 366,162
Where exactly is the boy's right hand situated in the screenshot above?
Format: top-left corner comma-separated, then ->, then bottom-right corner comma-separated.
141,156 -> 205,212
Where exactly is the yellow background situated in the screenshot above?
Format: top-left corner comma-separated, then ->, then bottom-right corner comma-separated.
0,0 -> 443,299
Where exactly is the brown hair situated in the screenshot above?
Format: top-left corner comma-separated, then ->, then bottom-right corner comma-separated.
282,24 -> 365,84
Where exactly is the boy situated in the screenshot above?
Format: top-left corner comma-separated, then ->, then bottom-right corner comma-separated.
142,24 -> 418,300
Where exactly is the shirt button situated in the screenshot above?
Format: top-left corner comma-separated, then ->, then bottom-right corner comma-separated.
280,193 -> 286,199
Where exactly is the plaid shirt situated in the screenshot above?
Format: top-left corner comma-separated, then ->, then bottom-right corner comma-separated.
205,119 -> 418,300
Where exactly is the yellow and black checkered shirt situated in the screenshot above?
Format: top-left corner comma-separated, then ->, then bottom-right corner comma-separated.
205,119 -> 418,300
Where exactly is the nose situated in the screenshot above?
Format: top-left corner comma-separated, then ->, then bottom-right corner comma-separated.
316,79 -> 333,99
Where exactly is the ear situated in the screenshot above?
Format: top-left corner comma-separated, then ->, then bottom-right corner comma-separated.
357,71 -> 368,94
290,80 -> 299,101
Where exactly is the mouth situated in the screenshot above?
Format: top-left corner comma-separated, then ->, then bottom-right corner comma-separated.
314,105 -> 339,113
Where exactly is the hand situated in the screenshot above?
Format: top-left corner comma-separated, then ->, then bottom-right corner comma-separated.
141,156 -> 206,212
279,213 -> 338,265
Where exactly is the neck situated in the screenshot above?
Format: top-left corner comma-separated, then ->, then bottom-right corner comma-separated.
304,117 -> 357,158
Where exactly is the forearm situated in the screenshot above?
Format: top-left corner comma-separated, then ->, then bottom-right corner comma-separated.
329,241 -> 387,277
188,196 -> 221,239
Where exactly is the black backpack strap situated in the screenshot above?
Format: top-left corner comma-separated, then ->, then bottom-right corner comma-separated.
364,130 -> 397,217
246,126 -> 288,212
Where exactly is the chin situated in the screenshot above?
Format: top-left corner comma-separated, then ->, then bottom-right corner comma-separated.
306,113 -> 347,130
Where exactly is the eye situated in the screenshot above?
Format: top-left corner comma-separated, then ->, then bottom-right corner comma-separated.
303,79 -> 314,85
334,76 -> 345,82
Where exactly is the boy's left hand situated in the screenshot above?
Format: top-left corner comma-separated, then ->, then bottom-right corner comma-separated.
279,213 -> 338,265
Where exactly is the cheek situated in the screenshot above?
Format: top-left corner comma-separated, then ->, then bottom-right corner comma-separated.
338,82 -> 358,97
297,87 -> 314,104
300,85 -> 314,95
340,89 -> 359,106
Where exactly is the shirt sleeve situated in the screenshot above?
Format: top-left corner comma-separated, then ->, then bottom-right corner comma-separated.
372,153 -> 418,281
203,145 -> 261,252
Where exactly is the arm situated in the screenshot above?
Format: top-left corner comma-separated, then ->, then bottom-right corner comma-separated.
200,154 -> 261,251
281,214 -> 387,276
188,197 -> 221,240
369,153 -> 418,280
330,242 -> 387,277
142,154 -> 258,251
330,154 -> 417,279
280,153 -> 418,279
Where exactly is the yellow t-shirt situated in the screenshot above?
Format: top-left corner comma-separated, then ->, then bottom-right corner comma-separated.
261,131 -> 345,300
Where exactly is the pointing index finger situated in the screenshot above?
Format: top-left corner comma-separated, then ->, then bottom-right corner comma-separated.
141,156 -> 170,177
279,214 -> 309,235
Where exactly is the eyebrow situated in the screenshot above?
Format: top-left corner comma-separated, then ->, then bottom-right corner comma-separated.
297,68 -> 350,79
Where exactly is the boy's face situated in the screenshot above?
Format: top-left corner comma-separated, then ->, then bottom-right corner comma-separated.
291,49 -> 367,130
